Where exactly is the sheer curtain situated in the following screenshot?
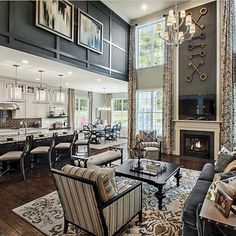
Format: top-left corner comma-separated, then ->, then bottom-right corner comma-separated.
221,0 -> 235,149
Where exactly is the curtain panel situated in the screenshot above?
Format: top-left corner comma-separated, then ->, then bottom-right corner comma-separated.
107,93 -> 112,125
88,91 -> 93,123
128,25 -> 137,150
221,0 -> 235,149
162,44 -> 174,155
67,88 -> 75,130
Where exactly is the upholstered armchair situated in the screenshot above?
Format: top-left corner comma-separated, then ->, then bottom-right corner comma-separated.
51,165 -> 142,236
137,130 -> 161,160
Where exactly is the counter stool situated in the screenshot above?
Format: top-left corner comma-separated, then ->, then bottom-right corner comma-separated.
54,131 -> 77,164
0,136 -> 32,180
74,135 -> 90,157
30,133 -> 57,169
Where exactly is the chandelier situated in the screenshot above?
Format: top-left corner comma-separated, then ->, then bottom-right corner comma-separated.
156,1 -> 196,46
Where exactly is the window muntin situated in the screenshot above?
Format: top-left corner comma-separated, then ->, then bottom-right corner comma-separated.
112,98 -> 128,125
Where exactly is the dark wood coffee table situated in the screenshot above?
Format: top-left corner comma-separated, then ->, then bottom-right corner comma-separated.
115,159 -> 181,210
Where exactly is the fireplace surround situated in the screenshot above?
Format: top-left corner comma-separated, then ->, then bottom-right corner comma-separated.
180,130 -> 214,160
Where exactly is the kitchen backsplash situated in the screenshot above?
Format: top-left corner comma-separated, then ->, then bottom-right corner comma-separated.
0,110 -> 42,128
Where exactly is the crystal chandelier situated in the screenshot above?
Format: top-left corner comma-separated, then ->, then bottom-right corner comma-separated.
55,74 -> 66,104
7,65 -> 24,102
156,1 -> 196,46
34,70 -> 48,103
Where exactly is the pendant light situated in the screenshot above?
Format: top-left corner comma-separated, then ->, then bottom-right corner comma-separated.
98,88 -> 111,111
34,70 -> 48,103
54,74 -> 65,103
7,65 -> 24,102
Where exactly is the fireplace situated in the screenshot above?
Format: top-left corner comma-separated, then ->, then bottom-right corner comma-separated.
180,130 -> 214,160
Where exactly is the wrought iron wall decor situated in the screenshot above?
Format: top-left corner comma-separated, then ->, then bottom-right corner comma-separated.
186,7 -> 208,82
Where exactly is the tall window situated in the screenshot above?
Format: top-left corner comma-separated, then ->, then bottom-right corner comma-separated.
136,18 -> 165,68
75,98 -> 89,129
112,98 -> 128,125
136,90 -> 163,137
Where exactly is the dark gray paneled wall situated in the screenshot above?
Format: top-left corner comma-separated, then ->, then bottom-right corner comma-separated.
179,1 -> 216,96
0,1 -> 130,81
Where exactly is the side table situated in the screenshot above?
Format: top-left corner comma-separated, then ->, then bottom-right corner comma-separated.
199,198 -> 236,236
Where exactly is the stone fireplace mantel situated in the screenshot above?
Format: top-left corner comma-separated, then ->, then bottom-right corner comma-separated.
173,120 -> 221,160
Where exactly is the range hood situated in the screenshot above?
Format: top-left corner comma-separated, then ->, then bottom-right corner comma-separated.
0,102 -> 19,110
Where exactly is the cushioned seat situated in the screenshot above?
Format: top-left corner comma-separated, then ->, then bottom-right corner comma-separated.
140,142 -> 160,148
198,163 -> 215,182
0,151 -> 22,161
75,139 -> 89,145
182,180 -> 212,228
55,143 -> 71,149
88,150 -> 122,165
30,146 -> 49,154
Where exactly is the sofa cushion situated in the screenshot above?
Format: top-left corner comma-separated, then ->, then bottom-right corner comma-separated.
182,180 -> 212,228
198,163 -> 215,182
88,150 -> 121,165
62,164 -> 117,202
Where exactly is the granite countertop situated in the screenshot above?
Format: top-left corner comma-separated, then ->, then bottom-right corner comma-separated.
0,128 -> 74,144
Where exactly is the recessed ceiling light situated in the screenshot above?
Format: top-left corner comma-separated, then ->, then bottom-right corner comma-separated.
35,78 -> 40,81
97,79 -> 101,82
65,82 -> 69,86
67,71 -> 72,75
113,86 -> 117,89
141,4 -> 147,10
22,60 -> 29,64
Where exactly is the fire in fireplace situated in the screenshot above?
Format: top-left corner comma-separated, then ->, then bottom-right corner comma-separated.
180,130 -> 214,159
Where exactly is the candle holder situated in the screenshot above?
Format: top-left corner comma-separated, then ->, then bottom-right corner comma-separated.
130,146 -> 148,171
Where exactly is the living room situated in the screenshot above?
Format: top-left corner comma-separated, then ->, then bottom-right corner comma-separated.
0,0 -> 236,235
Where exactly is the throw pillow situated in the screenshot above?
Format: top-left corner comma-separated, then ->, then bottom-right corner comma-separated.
214,152 -> 236,173
218,179 -> 236,199
205,174 -> 222,201
62,164 -> 117,202
218,146 -> 231,155
87,163 -> 118,193
141,130 -> 155,142
224,160 -> 236,173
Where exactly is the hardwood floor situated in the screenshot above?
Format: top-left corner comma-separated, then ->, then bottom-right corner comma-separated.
0,154 -> 211,236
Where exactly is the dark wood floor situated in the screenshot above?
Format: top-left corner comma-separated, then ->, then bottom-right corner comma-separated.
0,154 -> 210,236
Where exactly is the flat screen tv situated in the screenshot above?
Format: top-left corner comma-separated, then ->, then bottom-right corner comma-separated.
179,94 -> 216,120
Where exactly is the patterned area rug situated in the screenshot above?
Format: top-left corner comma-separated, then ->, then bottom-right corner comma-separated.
13,168 -> 200,236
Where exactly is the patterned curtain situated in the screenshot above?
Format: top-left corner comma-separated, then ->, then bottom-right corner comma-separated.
67,88 -> 75,130
128,25 -> 137,150
221,0 -> 235,149
162,44 -> 174,155
88,91 -> 93,123
107,93 -> 112,125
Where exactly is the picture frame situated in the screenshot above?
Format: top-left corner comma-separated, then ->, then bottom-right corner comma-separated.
36,0 -> 74,41
26,86 -> 35,94
215,189 -> 234,218
78,9 -> 103,54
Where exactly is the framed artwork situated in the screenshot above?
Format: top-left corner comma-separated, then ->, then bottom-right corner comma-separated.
36,0 -> 74,41
215,189 -> 234,218
78,9 -> 103,54
26,86 -> 35,94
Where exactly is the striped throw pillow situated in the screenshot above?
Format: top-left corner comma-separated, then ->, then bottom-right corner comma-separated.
62,164 -> 117,202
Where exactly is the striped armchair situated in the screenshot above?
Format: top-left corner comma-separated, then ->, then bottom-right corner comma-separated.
51,165 -> 142,236
138,130 -> 161,160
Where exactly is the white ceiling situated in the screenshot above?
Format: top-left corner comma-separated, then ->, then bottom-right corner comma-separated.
0,46 -> 128,94
102,0 -> 191,21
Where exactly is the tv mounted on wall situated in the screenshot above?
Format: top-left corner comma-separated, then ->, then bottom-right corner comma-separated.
179,94 -> 216,120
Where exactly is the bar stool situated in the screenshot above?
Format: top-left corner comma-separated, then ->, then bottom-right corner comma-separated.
30,133 -> 57,169
54,131 -> 77,164
0,136 -> 32,180
74,132 -> 91,157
